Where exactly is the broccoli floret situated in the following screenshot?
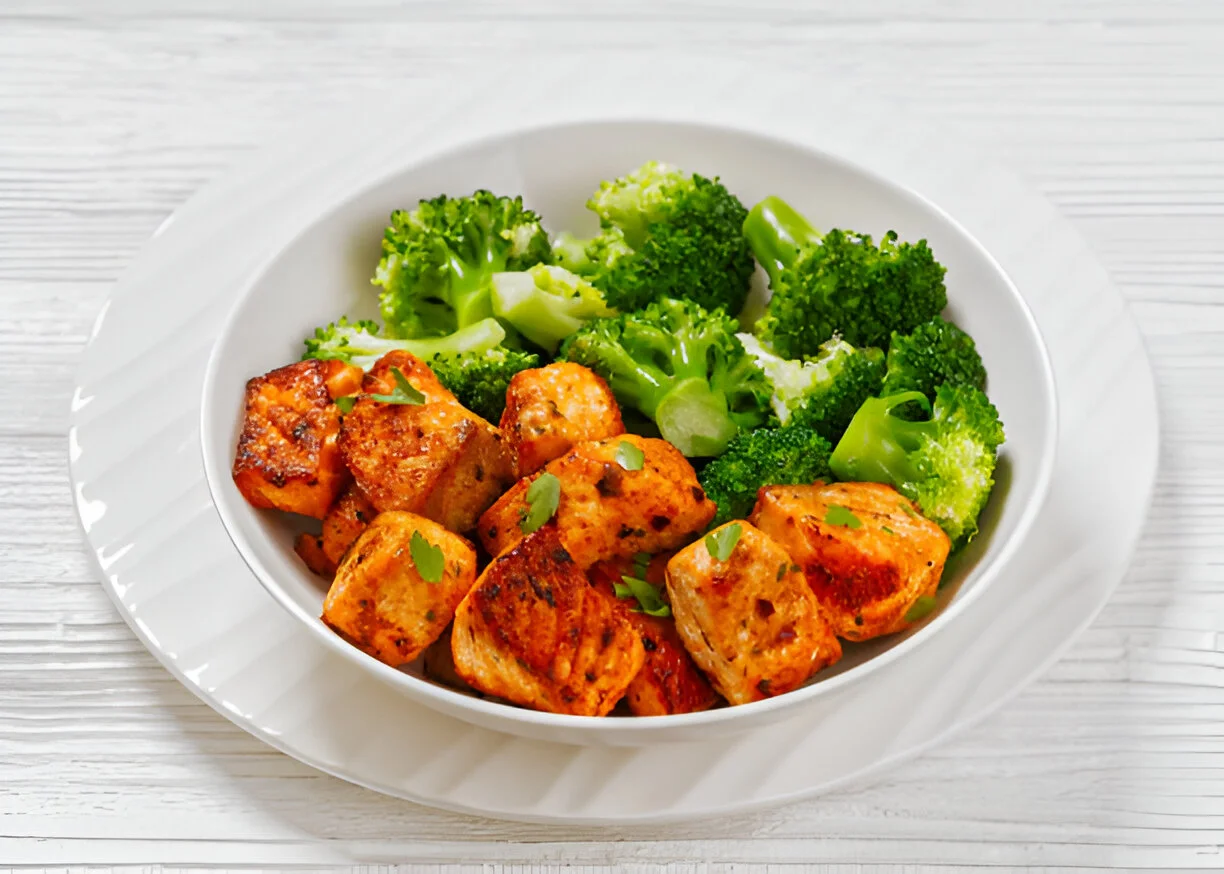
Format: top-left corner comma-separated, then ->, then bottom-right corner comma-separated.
489,264 -> 616,354
745,195 -> 947,357
882,316 -> 986,401
559,297 -> 769,457
557,162 -> 755,315
428,347 -> 540,422
699,426 -> 833,526
829,385 -> 1005,548
373,190 -> 551,338
738,333 -> 885,444
302,316 -> 507,369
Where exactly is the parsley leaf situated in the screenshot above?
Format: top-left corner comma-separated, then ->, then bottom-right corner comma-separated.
825,505 -> 862,529
368,366 -> 426,405
334,395 -> 357,414
520,472 -> 561,533
613,575 -> 671,617
409,530 -> 445,583
705,523 -> 742,562
615,440 -> 644,471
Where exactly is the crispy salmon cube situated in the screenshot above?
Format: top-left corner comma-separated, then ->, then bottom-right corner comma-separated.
294,532 -> 336,578
666,521 -> 841,705
321,511 -> 478,667
499,362 -> 625,477
478,434 -> 715,566
231,359 -> 361,518
321,484 -> 376,566
362,349 -> 456,405
750,482 -> 951,641
588,556 -> 721,717
451,527 -> 644,716
338,351 -> 513,533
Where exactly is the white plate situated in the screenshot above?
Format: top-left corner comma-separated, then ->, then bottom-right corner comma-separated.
69,55 -> 1158,823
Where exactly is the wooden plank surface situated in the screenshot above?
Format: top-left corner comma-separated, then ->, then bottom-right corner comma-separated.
1,0 -> 1222,868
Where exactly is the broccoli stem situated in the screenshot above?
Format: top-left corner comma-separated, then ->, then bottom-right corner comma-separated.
401,317 -> 507,360
654,377 -> 740,457
829,391 -> 932,484
446,248 -> 499,329
743,196 -> 824,290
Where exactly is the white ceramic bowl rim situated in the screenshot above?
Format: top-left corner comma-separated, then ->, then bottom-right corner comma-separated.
200,114 -> 1058,735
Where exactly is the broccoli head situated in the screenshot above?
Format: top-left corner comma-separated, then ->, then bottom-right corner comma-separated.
373,190 -> 552,338
489,264 -> 616,354
699,425 -> 833,526
428,347 -> 540,423
739,333 -> 885,444
559,297 -> 769,457
556,162 -> 755,315
302,316 -> 507,370
829,385 -> 1005,548
882,316 -> 986,400
745,195 -> 947,357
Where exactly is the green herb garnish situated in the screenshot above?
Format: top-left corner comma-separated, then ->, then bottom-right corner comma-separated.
825,505 -> 862,529
904,594 -> 938,623
334,395 -> 357,414
520,472 -> 561,533
633,551 -> 651,578
900,502 -> 917,518
409,530 -> 444,583
776,563 -> 788,581
881,525 -> 895,535
613,574 -> 671,617
369,366 -> 426,406
705,523 -> 742,562
615,440 -> 645,471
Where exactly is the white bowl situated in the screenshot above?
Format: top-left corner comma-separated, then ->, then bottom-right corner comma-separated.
200,119 -> 1057,746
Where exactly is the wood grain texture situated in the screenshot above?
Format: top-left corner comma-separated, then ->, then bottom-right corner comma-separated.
1,0 -> 1222,868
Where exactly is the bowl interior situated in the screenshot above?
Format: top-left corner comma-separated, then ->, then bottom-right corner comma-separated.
201,119 -> 1055,732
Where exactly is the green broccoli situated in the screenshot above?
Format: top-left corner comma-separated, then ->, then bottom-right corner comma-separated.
302,316 -> 507,369
738,333 -> 885,444
699,425 -> 833,526
745,195 -> 947,357
556,162 -> 755,315
559,297 -> 769,457
829,385 -> 1005,548
373,190 -> 551,338
489,264 -> 616,354
428,347 -> 540,422
882,316 -> 986,401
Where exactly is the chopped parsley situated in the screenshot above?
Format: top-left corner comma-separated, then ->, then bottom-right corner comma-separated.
409,530 -> 444,583
520,472 -> 561,534
705,523 -> 742,562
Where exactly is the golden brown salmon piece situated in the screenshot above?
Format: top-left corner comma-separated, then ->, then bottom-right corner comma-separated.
321,511 -> 478,667
451,527 -> 644,716
499,362 -> 625,478
362,349 -> 455,404
665,521 -> 841,705
231,359 -> 361,518
293,532 -> 336,579
321,484 -> 376,566
338,351 -> 513,533
588,555 -> 721,717
477,434 -> 714,566
750,482 -> 951,641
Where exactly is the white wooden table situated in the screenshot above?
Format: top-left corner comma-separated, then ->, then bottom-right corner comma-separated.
2,1 -> 1220,869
